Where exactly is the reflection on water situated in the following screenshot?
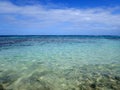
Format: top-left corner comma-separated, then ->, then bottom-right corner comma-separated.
0,35 -> 120,90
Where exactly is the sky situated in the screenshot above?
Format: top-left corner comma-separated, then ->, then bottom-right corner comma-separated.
0,0 -> 120,35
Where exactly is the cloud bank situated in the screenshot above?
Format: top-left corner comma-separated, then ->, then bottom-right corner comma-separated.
0,1 -> 120,35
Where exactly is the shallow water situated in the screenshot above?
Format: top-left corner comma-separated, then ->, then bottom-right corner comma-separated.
0,35 -> 120,90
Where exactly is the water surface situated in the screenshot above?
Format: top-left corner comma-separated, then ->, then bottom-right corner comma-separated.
0,35 -> 120,90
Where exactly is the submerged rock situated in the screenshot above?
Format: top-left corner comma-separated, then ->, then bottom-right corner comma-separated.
114,76 -> 120,81
90,83 -> 96,88
0,84 -> 4,90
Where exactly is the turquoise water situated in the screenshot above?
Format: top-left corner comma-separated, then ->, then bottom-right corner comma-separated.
0,35 -> 120,90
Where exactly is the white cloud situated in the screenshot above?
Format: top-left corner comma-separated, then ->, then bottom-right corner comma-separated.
0,1 -> 120,33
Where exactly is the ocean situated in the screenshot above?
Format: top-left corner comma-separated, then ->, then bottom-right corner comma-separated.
0,35 -> 120,90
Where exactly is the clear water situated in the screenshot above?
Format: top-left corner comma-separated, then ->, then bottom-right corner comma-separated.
0,35 -> 120,90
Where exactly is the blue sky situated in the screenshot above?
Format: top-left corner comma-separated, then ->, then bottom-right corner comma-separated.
0,0 -> 120,35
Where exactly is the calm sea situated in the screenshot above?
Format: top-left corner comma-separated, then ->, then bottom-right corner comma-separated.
0,35 -> 120,90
